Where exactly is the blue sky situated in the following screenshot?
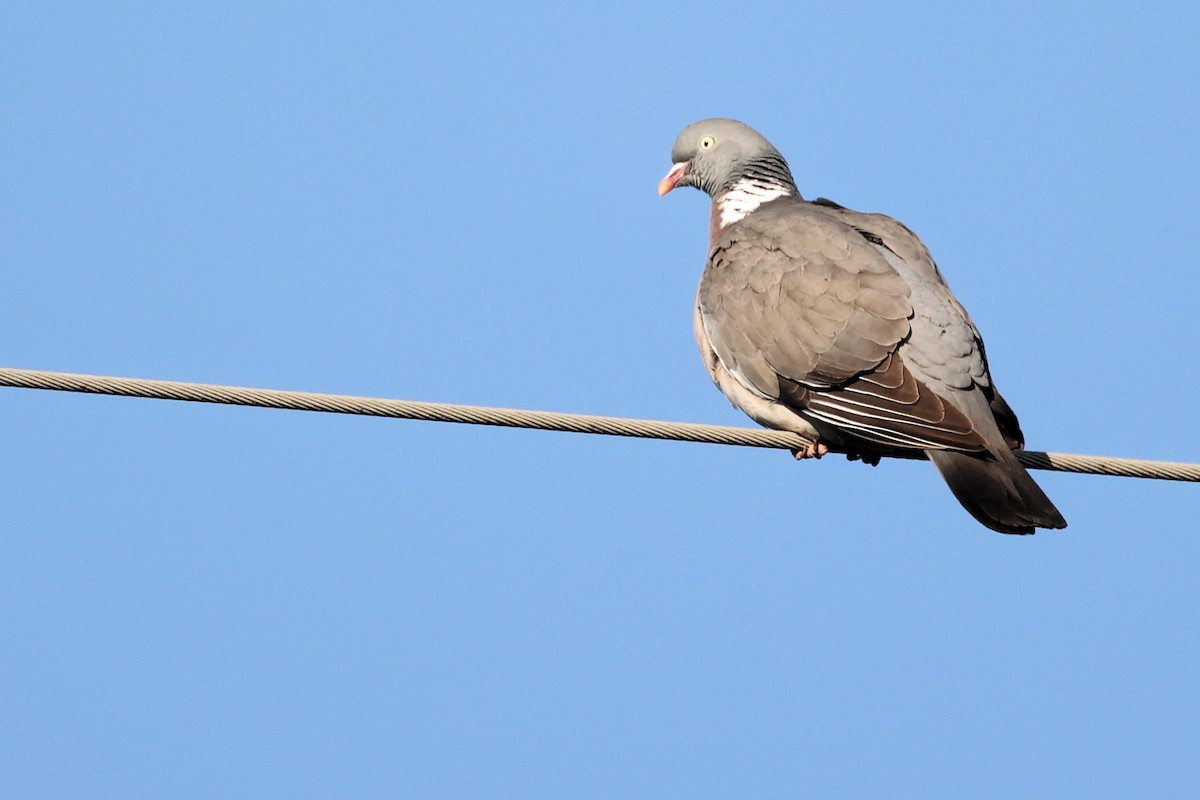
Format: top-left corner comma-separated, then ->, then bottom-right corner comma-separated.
3,2 -> 1198,796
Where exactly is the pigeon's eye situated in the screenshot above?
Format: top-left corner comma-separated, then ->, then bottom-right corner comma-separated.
699,135 -> 716,151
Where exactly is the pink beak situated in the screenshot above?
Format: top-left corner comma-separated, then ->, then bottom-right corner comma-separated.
657,162 -> 688,196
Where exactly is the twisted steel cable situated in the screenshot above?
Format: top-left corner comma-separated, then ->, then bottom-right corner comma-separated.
1,367 -> 1196,482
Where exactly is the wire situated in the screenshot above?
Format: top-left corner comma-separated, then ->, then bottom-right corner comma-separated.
1,366 -> 1196,482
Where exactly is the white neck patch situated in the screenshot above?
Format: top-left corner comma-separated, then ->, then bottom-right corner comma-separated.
715,178 -> 794,227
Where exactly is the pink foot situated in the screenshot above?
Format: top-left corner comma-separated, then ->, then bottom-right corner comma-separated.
791,441 -> 829,460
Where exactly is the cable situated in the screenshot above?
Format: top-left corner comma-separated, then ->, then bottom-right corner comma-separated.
1,366 -> 1196,482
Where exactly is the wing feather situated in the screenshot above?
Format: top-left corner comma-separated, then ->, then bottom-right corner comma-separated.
698,197 -> 992,454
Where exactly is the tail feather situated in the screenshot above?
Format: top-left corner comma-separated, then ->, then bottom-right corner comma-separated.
927,447 -> 1067,534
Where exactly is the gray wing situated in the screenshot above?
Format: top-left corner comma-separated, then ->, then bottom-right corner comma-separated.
699,199 -> 989,453
810,198 -> 1024,449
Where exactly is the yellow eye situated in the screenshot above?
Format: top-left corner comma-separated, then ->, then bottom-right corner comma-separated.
699,135 -> 716,151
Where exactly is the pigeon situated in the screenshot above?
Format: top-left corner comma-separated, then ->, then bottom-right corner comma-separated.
658,118 -> 1066,534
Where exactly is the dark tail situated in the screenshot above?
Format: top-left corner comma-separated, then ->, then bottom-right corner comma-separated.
927,447 -> 1067,534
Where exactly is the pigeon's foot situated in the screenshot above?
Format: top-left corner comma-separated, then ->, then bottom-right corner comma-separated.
791,441 -> 829,460
845,450 -> 882,467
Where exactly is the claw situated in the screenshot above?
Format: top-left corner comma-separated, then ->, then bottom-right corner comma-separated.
791,440 -> 829,460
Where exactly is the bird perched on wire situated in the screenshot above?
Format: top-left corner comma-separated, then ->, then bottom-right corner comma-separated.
659,118 -> 1066,534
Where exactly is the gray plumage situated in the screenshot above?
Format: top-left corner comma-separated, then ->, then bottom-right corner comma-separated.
659,118 -> 1065,534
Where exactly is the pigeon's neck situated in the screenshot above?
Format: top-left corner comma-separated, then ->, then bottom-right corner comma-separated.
711,176 -> 798,231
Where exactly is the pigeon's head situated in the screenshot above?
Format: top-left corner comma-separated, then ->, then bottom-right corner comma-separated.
658,118 -> 797,198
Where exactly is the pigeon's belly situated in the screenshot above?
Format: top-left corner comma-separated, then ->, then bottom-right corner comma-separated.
694,300 -> 822,441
